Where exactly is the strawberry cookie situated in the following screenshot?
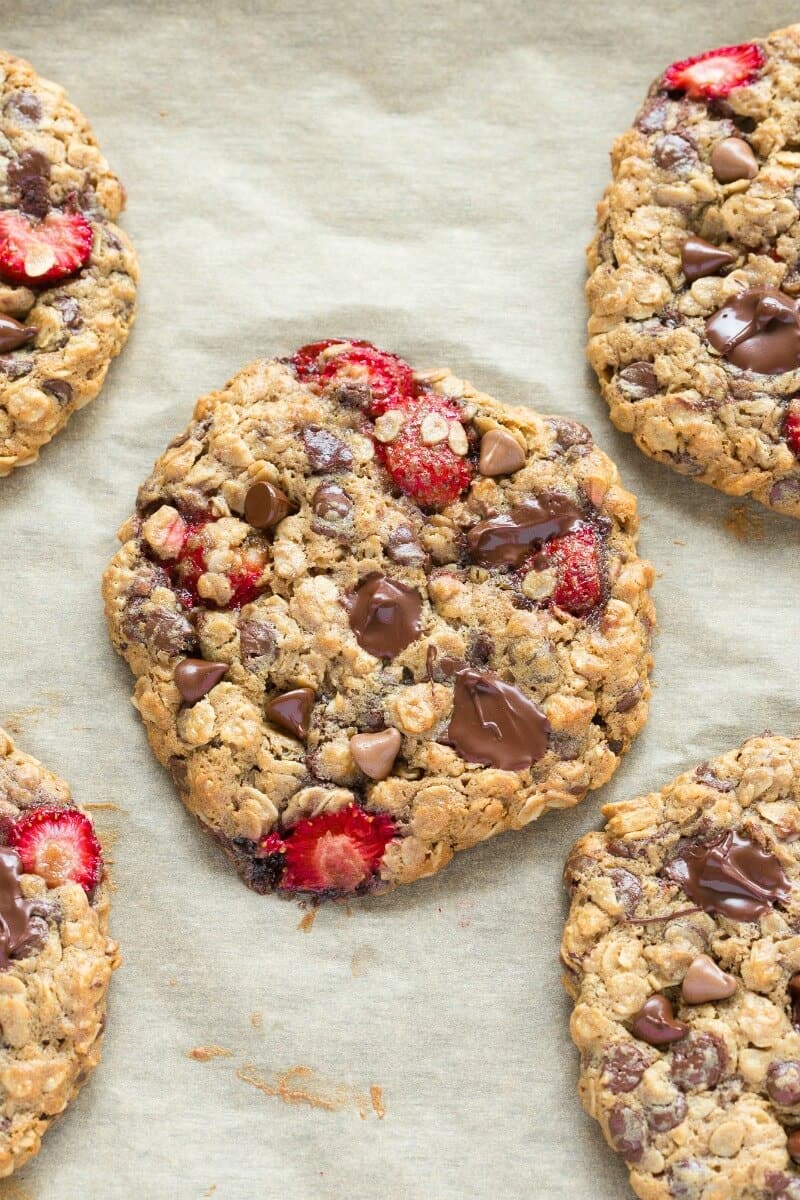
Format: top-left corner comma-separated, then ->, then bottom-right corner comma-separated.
563,735 -> 800,1200
0,728 -> 118,1176
587,24 -> 800,518
103,340 -> 654,900
0,51 -> 137,475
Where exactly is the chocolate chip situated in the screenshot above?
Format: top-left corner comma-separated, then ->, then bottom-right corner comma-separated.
349,728 -> 402,780
301,426 -> 353,473
681,236 -> 735,284
467,631 -> 493,667
3,91 -> 42,126
244,481 -> 293,529
787,1131 -> 800,1164
601,1042 -> 654,1093
343,574 -> 422,659
0,314 -> 35,354
669,1031 -> 726,1091
707,287 -> 800,374
238,620 -> 276,665
143,607 -> 197,654
666,451 -> 704,476
168,756 -> 189,790
609,867 -> 643,914
654,133 -> 696,173
174,658 -> 227,705
41,378 -> 73,406
615,684 -> 642,713
663,830 -> 790,921
645,1091 -> 687,1133
0,357 -> 32,380
681,954 -> 737,1004
608,1103 -> 648,1163
766,1060 -> 800,1106
52,295 -> 82,331
265,687 -> 315,740
631,995 -> 689,1046
0,847 -> 52,966
478,428 -> 526,477
666,1159 -> 713,1200
445,668 -> 550,771
467,492 -> 583,569
6,148 -> 50,218
312,481 -> 352,520
694,764 -> 734,792
386,525 -> 427,567
618,362 -> 658,399
549,417 -> 594,447
711,136 -> 758,183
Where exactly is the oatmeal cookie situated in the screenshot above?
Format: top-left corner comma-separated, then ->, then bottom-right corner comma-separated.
0,728 -> 118,1176
587,24 -> 800,518
562,734 -> 800,1199
103,340 -> 654,899
0,51 -> 137,475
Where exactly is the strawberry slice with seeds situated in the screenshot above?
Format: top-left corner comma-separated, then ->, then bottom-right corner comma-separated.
663,43 -> 766,100
292,340 -> 415,413
785,401 -> 800,456
260,804 -> 396,894
375,392 -> 472,508
166,516 -> 266,610
8,805 -> 103,892
538,524 -> 603,615
0,209 -> 93,286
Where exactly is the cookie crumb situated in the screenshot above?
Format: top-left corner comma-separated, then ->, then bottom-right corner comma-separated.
188,1045 -> 233,1062
251,1011 -> 263,1029
370,1084 -> 386,1119
297,910 -> 316,933
724,503 -> 764,541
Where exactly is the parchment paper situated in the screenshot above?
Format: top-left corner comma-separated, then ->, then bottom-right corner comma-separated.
2,1 -> 800,1196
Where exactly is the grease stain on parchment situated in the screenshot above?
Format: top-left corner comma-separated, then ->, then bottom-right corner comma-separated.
188,1045 -> 233,1061
236,1063 -> 386,1119
725,503 -> 763,541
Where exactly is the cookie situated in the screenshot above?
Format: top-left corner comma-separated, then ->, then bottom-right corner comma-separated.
0,51 -> 137,475
103,339 -> 654,900
562,734 -> 800,1200
587,24 -> 800,519
0,728 -> 118,1176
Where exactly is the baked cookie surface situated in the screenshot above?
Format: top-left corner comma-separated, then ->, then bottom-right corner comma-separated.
0,51 -> 137,475
0,728 -> 117,1176
562,735 -> 800,1200
103,340 -> 654,900
587,24 -> 800,518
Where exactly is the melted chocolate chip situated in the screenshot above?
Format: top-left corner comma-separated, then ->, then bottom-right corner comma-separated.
653,133 -> 696,173
601,1042 -> 655,1093
615,684 -> 642,713
618,362 -> 658,399
0,847 -> 48,967
767,1060 -> 800,1106
174,658 -> 227,704
631,995 -> 689,1046
609,867 -> 643,914
0,357 -> 32,380
143,607 -> 196,654
663,830 -> 790,921
3,91 -> 42,127
52,295 -> 82,331
41,378 -> 73,406
0,314 -> 36,354
386,525 -> 427,568
681,237 -> 735,284
646,1091 -> 687,1134
706,288 -> 800,374
6,148 -> 50,218
466,492 -> 583,569
669,1031 -> 726,1092
694,764 -> 734,792
445,668 -> 550,770
608,1104 -> 648,1163
301,427 -> 353,472
311,481 -> 352,520
264,687 -> 315,740
343,575 -> 422,659
238,619 -> 276,665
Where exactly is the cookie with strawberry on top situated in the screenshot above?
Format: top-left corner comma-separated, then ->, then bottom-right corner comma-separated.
0,728 -> 117,1176
0,51 -> 137,475
587,24 -> 800,519
103,340 -> 655,900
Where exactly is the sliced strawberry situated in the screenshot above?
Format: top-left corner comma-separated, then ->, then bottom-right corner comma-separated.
375,392 -> 472,508
538,523 -> 603,615
260,804 -> 396,894
292,340 -> 415,414
0,208 -> 93,286
663,43 -> 765,100
166,517 -> 266,610
8,805 -> 102,892
785,401 -> 800,456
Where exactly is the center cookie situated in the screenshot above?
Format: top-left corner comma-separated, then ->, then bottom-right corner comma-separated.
103,340 -> 654,899
563,735 -> 800,1200
587,23 -> 800,518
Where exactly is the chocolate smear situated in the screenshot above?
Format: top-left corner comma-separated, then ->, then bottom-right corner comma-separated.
663,830 -> 791,921
0,314 -> 36,353
467,492 -> 582,569
631,995 -> 689,1046
0,847 -> 49,967
343,574 -> 422,659
706,288 -> 800,374
445,668 -> 549,770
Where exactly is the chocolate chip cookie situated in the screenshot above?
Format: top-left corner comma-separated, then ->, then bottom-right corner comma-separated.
0,51 -> 137,475
587,24 -> 800,518
562,734 -> 800,1199
0,728 -> 118,1176
103,340 -> 654,900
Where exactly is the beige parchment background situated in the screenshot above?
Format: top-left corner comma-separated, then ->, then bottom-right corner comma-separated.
2,1 -> 800,1196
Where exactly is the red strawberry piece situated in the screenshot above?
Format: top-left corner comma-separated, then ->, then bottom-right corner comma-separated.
538,523 -> 603,615
166,517 -> 265,610
292,340 -> 416,414
8,805 -> 102,892
785,401 -> 800,456
663,43 -> 766,100
0,208 -> 93,286
260,804 -> 396,894
375,392 -> 472,508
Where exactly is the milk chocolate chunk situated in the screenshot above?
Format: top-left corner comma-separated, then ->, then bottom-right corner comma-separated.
349,728 -> 402,780
711,137 -> 758,183
0,314 -> 36,353
265,687 -> 315,740
344,575 -> 422,659
681,954 -> 738,1004
0,846 -> 51,967
478,428 -> 526,477
681,236 -> 735,284
445,668 -> 550,770
631,995 -> 688,1046
467,492 -> 582,569
706,287 -> 800,374
244,480 -> 293,529
174,658 -> 227,704
663,830 -> 790,920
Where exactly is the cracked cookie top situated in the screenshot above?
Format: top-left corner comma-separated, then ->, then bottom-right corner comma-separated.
563,734 -> 800,1200
0,51 -> 137,475
587,23 -> 800,519
103,340 -> 654,900
0,729 -> 118,1178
